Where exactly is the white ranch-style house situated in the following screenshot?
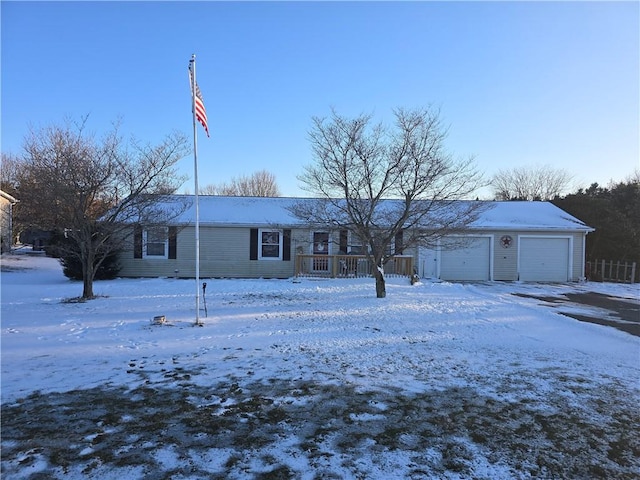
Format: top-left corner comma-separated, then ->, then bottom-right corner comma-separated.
116,196 -> 594,283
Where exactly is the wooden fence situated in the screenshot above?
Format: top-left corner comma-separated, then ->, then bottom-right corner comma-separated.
295,254 -> 414,279
586,260 -> 638,283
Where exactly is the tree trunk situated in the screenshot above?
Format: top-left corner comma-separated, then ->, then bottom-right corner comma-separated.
373,265 -> 386,298
82,255 -> 95,299
82,274 -> 94,299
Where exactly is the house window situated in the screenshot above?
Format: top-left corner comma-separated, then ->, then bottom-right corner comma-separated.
144,227 -> 168,258
259,229 -> 282,260
349,233 -> 367,255
349,232 -> 397,256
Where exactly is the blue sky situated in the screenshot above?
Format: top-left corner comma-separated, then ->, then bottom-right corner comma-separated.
2,1 -> 638,198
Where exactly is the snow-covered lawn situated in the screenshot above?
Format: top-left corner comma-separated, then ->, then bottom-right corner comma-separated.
1,253 -> 638,479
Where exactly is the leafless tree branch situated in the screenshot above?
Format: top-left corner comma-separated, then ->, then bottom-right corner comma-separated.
292,107 -> 486,298
15,118 -> 190,298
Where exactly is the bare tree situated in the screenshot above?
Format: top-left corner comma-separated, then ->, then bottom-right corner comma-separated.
1,152 -> 22,197
1,153 -> 26,241
15,117 -> 190,299
490,165 -> 572,201
290,107 -> 485,298
201,170 -> 281,196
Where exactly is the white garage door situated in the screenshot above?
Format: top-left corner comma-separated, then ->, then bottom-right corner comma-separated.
440,237 -> 491,281
520,237 -> 570,282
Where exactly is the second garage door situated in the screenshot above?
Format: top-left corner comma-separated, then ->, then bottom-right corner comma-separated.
519,237 -> 570,282
440,237 -> 491,281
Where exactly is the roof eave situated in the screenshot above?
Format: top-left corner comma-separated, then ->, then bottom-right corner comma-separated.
0,190 -> 18,204
469,226 -> 595,233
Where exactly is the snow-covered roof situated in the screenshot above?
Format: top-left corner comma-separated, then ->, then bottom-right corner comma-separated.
468,200 -> 594,231
175,195 -> 301,225
162,195 -> 592,232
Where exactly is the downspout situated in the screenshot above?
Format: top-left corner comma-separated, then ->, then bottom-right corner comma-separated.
581,232 -> 588,282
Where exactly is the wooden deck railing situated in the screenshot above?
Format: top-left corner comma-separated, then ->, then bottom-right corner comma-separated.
295,254 -> 414,278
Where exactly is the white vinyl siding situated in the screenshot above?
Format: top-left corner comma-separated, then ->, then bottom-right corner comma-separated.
493,231 -> 519,281
519,236 -> 571,282
119,226 -> 298,278
118,225 -> 587,283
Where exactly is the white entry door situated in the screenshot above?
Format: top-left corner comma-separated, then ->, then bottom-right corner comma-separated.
312,232 -> 329,271
418,247 -> 438,278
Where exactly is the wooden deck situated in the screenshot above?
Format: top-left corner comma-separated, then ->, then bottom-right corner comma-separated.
294,254 -> 414,278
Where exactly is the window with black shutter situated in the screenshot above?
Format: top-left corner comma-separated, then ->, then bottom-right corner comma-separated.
168,227 -> 177,259
250,228 -> 288,261
283,229 -> 291,261
250,229 -> 258,260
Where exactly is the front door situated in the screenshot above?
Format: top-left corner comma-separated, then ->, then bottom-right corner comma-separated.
313,232 -> 329,271
418,247 -> 438,278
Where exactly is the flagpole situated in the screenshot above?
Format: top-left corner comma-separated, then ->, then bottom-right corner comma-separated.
190,54 -> 202,326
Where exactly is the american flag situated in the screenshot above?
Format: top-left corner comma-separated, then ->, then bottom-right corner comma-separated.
189,61 -> 209,137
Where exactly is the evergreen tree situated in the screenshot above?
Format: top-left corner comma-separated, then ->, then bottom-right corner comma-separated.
553,175 -> 639,280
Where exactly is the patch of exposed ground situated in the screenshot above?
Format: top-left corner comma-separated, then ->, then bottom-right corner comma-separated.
2,370 -> 638,479
513,291 -> 640,337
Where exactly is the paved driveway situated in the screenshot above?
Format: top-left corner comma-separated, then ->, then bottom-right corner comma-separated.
513,291 -> 640,337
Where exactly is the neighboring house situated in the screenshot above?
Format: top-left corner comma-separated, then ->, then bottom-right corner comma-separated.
0,190 -> 18,253
117,196 -> 594,282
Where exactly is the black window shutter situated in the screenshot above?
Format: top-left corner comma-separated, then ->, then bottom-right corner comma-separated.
283,229 -> 291,261
395,230 -> 403,255
134,225 -> 143,258
250,228 -> 258,260
168,226 -> 177,259
340,230 -> 348,253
